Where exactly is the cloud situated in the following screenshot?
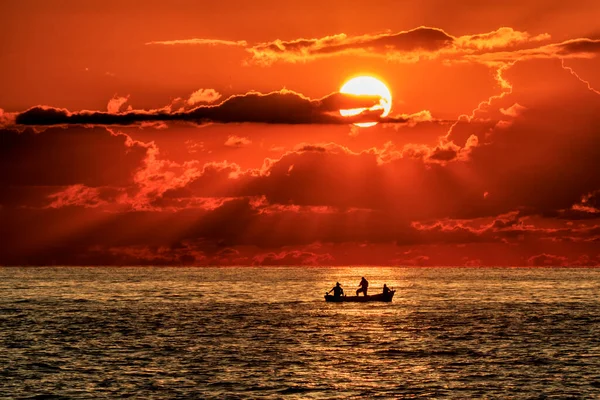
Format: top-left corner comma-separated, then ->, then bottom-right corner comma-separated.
391,255 -> 431,266
74,57 -> 599,227
428,142 -> 460,162
0,108 -> 16,127
46,185 -> 119,209
151,27 -> 599,67
107,94 -> 130,113
581,190 -> 600,210
187,88 -> 222,105
499,103 -> 526,117
0,127 -> 148,188
3,55 -> 600,265
2,192 -> 597,265
246,26 -> 554,65
454,27 -> 550,50
252,250 -> 334,266
527,253 -> 569,266
467,38 -> 600,63
162,76 -> 597,220
248,26 -> 454,64
14,90 -> 410,127
224,135 -> 252,148
227,61 -> 600,221
566,190 -> 600,217
145,38 -> 247,46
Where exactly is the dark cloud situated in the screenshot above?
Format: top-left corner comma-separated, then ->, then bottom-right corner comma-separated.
554,38 -> 600,56
14,91 -> 401,127
470,38 -> 600,63
428,144 -> 459,162
0,127 -> 148,187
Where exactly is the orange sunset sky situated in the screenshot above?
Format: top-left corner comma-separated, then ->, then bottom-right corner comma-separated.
1,0 -> 599,266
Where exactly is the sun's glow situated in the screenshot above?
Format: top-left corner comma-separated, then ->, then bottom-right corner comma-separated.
339,76 -> 392,127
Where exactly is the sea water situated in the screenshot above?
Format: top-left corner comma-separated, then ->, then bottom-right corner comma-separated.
1,266 -> 599,399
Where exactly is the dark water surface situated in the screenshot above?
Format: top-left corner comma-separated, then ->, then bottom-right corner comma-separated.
1,266 -> 600,399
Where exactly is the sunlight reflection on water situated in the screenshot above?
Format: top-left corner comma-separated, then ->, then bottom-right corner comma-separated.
1,266 -> 600,398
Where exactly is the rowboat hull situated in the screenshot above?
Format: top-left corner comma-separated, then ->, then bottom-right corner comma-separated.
324,290 -> 395,303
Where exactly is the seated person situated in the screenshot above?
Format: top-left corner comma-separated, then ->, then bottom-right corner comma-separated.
328,282 -> 344,297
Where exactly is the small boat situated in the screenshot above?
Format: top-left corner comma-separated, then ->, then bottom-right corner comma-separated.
324,290 -> 395,303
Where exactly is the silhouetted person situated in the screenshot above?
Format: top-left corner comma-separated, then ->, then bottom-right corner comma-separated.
328,282 -> 344,298
383,284 -> 391,295
356,277 -> 369,296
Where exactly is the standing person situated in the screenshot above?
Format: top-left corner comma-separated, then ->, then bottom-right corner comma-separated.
383,284 -> 391,295
356,277 -> 369,296
328,282 -> 344,298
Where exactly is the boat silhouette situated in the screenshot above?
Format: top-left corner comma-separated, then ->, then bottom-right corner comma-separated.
324,290 -> 395,303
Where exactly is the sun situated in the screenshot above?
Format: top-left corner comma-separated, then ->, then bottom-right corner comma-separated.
339,76 -> 392,127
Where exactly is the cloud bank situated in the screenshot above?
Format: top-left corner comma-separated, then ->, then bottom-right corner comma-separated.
145,26 -> 599,65
13,90 -> 414,127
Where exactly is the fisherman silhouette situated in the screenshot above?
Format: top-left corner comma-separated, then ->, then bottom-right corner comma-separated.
382,284 -> 391,295
356,277 -> 369,296
328,282 -> 344,298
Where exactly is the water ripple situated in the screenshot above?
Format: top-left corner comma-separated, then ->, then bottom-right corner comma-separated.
1,266 -> 599,398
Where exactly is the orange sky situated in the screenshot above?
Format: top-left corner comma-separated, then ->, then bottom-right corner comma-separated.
1,0 -> 599,266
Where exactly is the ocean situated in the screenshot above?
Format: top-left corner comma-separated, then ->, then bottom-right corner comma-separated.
1,266 -> 599,399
